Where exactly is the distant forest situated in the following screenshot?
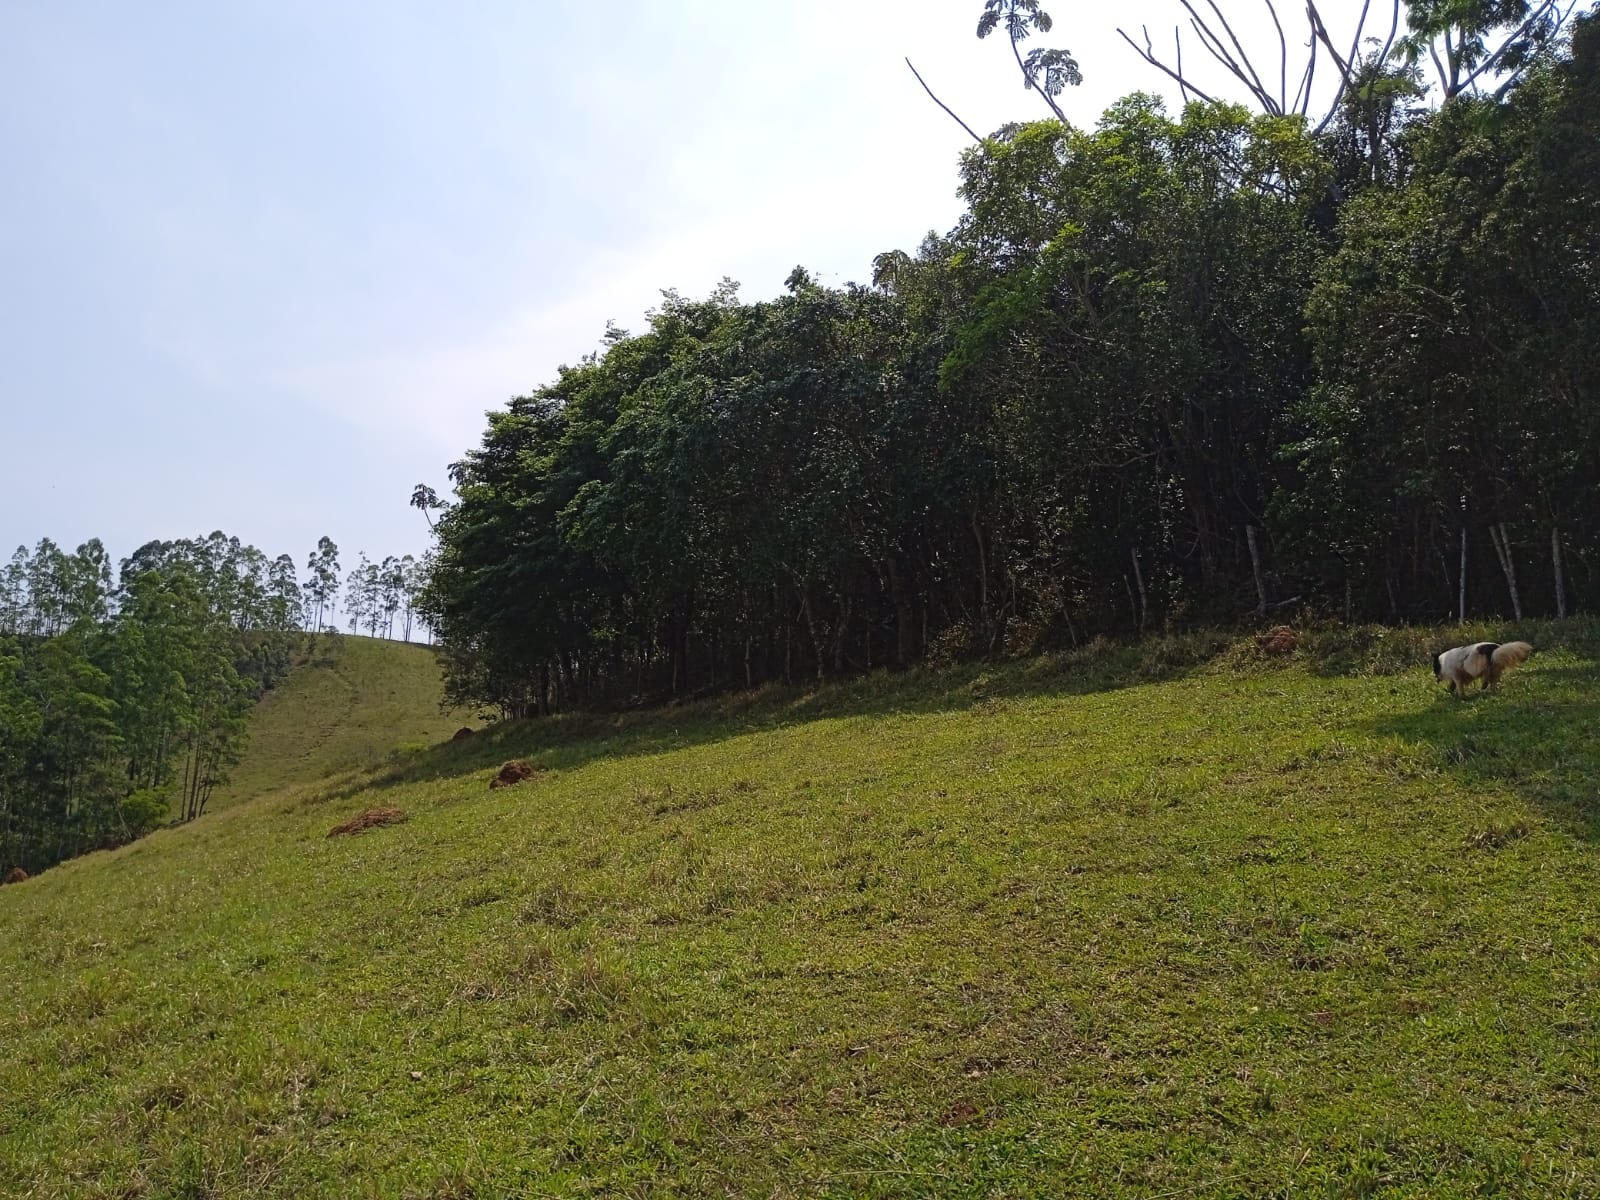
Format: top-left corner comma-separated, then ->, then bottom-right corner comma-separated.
419,7 -> 1599,718
0,534 -> 422,876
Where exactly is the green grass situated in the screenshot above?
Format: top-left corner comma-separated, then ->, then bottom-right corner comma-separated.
209,633 -> 467,811
4,621 -> 1600,1198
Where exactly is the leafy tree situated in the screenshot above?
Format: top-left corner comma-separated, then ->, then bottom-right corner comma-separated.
303,537 -> 341,633
1,529 -> 305,874
415,18 -> 1597,716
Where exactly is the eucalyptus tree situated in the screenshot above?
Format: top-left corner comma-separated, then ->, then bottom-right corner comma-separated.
303,536 -> 341,633
267,554 -> 302,631
0,549 -> 26,636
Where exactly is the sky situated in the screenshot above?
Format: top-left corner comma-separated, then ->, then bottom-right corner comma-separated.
0,0 -> 1371,575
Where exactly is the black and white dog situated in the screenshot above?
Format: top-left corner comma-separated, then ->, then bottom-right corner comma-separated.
1433,641 -> 1533,694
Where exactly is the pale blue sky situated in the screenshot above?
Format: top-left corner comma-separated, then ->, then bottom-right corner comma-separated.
2,0 -> 1344,575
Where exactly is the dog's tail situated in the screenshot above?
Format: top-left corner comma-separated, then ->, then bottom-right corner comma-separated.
1492,641 -> 1533,671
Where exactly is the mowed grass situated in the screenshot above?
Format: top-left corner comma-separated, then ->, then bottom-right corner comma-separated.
3,623 -> 1600,1198
210,634 -> 466,811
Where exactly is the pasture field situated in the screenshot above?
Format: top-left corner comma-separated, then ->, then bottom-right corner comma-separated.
3,623 -> 1598,1198
208,634 -> 463,811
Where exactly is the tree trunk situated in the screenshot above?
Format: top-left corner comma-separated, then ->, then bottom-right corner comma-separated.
1130,549 -> 1148,631
801,590 -> 824,681
1488,522 -> 1523,621
886,555 -> 917,666
972,509 -> 990,641
1246,526 -> 1267,616
1552,525 -> 1568,618
1458,525 -> 1468,624
837,595 -> 853,675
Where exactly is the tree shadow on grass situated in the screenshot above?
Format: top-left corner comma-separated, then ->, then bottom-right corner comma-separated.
1368,662 -> 1600,842
302,631 -> 1242,805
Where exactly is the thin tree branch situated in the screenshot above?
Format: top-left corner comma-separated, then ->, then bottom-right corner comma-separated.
1009,29 -> 1069,122
1457,0 -> 1563,95
1199,0 -> 1278,111
905,57 -> 983,144
1179,2 -> 1268,107
1263,0 -> 1289,113
1292,30 -> 1317,115
1187,12 -> 1273,110
1378,0 -> 1402,70
1175,25 -> 1193,105
1343,0 -> 1374,86
1116,25 -> 1220,104
1306,0 -> 1366,135
1428,37 -> 1451,96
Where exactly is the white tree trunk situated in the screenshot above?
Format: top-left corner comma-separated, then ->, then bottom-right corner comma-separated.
1488,522 -> 1523,621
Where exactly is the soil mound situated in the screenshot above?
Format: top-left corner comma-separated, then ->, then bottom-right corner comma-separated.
490,760 -> 538,790
451,727 -> 475,742
328,808 -> 408,837
1256,625 -> 1298,657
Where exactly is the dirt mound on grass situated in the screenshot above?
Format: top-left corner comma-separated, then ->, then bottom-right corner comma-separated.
2,867 -> 27,885
1256,625 -> 1299,657
451,727 -> 475,742
489,760 -> 539,790
327,808 -> 408,837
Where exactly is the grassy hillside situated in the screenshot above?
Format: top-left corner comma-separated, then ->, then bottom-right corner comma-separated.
4,623 -> 1600,1198
210,634 -> 465,811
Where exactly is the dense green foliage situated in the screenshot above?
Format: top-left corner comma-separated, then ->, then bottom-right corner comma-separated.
0,535 -> 300,875
5,624 -> 1600,1196
422,15 -> 1598,718
0,533 -> 427,876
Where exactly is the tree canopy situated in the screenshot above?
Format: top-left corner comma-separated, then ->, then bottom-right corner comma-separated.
420,11 -> 1598,718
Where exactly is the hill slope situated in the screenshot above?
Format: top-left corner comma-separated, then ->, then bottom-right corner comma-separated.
209,634 -> 465,811
4,625 -> 1600,1198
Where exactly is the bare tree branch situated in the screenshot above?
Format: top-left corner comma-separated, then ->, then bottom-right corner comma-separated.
905,57 -> 983,144
1186,10 -> 1275,110
1263,0 -> 1289,113
1305,0 -> 1368,135
1291,28 -> 1317,115
1343,0 -> 1375,87
1176,25 -> 1193,105
1199,0 -> 1278,111
1377,0 -> 1402,71
1116,25 -> 1220,104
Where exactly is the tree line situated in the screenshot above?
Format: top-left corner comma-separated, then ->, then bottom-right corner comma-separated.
1,532 -> 425,877
409,7 -> 1597,718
